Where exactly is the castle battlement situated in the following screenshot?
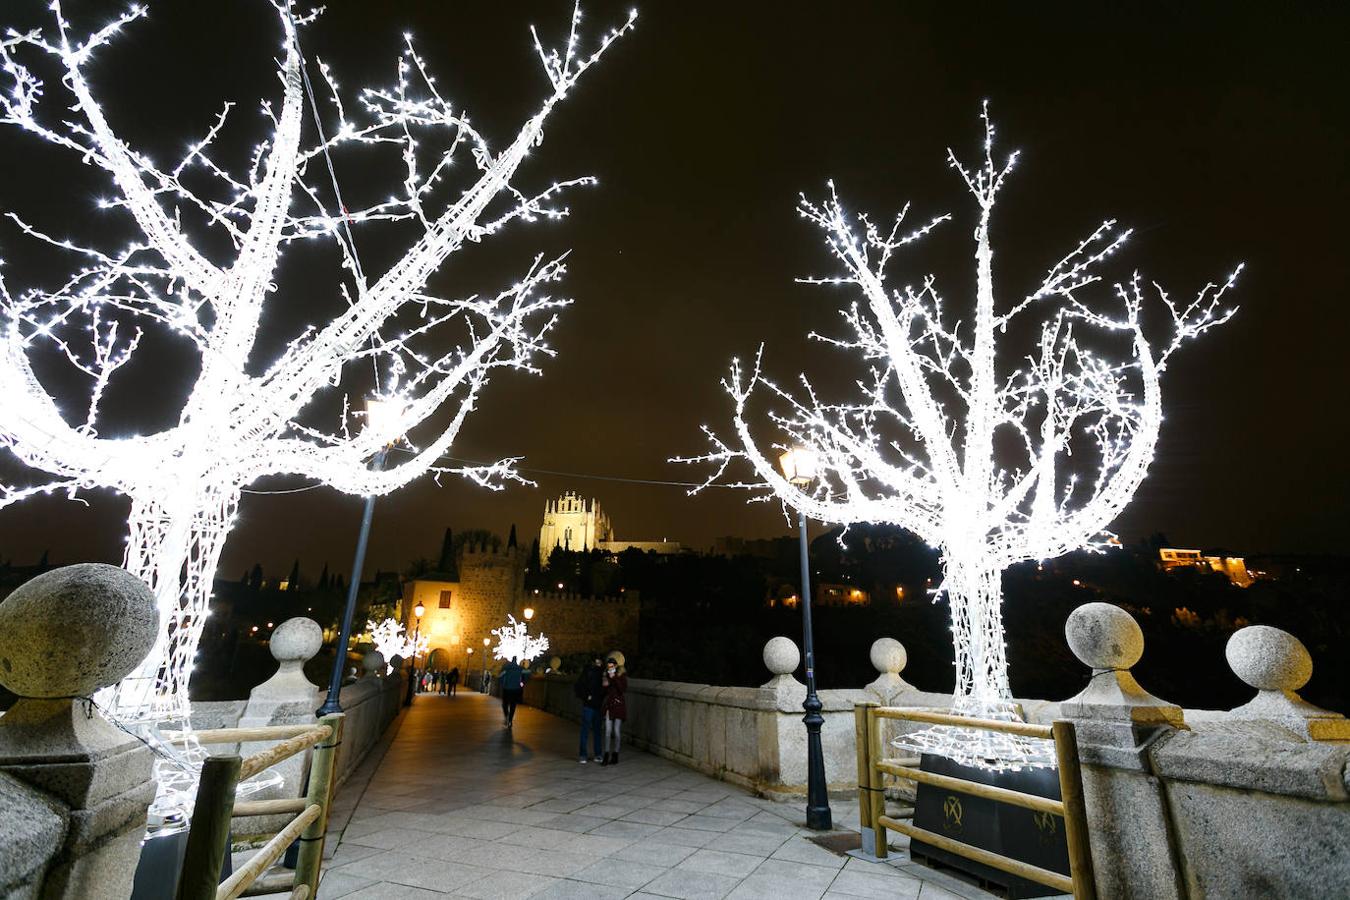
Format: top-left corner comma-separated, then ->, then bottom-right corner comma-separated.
528,590 -> 638,606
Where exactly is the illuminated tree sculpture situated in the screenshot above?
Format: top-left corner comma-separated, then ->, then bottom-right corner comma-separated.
0,2 -> 634,726
365,618 -> 427,675
491,615 -> 549,665
684,107 -> 1239,768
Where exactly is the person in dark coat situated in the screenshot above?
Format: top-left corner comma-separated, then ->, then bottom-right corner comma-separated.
499,657 -> 528,727
573,655 -> 605,763
448,666 -> 460,696
600,656 -> 627,766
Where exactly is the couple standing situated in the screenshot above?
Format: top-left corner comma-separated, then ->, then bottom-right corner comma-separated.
575,656 -> 626,765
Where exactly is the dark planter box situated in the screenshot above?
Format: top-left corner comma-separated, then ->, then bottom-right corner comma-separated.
910,753 -> 1069,898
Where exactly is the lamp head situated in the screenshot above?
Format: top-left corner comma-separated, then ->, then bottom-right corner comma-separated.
523,607 -> 535,620
778,446 -> 820,486
365,396 -> 405,444
483,637 -> 490,647
414,601 -> 425,619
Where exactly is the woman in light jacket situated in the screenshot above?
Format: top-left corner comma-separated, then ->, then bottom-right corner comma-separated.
599,656 -> 627,766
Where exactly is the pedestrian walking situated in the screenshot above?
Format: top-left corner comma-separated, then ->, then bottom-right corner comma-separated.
574,655 -> 605,763
500,657 -> 528,727
599,656 -> 627,766
448,666 -> 460,696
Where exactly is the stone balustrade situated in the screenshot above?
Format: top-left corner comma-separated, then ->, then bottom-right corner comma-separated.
0,564 -> 161,900
0,566 -> 407,897
524,604 -> 1349,898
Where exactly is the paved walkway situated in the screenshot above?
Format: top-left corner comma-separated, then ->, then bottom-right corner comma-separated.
317,691 -> 996,900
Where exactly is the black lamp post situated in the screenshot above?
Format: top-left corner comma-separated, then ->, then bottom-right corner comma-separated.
318,398 -> 398,717
780,446 -> 832,831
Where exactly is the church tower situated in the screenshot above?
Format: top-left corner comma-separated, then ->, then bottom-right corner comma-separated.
538,491 -> 613,565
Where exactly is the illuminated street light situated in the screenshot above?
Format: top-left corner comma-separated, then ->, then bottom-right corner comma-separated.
778,445 -> 831,830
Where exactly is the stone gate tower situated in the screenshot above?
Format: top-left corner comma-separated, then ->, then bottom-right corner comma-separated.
538,491 -> 612,564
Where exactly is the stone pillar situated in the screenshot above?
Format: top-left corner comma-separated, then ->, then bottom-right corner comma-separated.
863,637 -> 912,705
1224,625 -> 1349,740
1058,602 -> 1188,900
360,650 -> 386,680
234,617 -> 322,834
0,563 -> 160,900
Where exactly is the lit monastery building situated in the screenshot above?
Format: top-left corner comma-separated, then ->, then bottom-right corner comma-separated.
538,490 -> 681,565
1157,548 -> 1254,587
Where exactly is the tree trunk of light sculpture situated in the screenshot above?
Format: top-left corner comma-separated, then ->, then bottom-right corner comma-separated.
683,106 -> 1239,769
0,2 -> 633,736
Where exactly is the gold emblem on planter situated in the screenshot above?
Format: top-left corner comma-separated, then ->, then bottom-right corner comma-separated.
942,795 -> 963,831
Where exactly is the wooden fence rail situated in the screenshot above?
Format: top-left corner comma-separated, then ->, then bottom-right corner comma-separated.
853,702 -> 1096,900
175,713 -> 344,900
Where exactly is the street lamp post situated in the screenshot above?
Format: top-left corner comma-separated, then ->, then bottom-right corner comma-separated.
481,636 -> 490,692
403,601 -> 425,708
780,446 -> 832,831
318,398 -> 402,717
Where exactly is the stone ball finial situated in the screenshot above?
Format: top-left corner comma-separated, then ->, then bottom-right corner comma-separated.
1226,625 -> 1312,692
763,636 -> 800,676
869,638 -> 907,675
362,649 -> 386,676
0,563 -> 158,698
269,617 -> 323,663
549,656 -> 562,671
1065,602 -> 1144,671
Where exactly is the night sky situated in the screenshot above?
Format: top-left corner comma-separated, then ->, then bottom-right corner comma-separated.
0,1 -> 1346,579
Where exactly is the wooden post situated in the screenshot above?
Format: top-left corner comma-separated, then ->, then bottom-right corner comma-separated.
176,754 -> 242,900
854,702 -> 875,834
293,713 -> 345,893
866,706 -> 888,859
1052,720 -> 1098,900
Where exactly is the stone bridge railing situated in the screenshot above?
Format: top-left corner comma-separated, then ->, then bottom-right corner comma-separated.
524,603 -> 1349,898
0,564 -> 406,897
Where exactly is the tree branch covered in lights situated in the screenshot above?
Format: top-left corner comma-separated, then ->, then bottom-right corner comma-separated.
0,1 -> 634,728
680,105 -> 1239,768
491,615 -> 549,664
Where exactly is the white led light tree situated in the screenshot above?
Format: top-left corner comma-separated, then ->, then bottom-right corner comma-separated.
365,617 -> 427,675
491,615 -> 549,664
683,106 -> 1239,767
0,2 -> 634,727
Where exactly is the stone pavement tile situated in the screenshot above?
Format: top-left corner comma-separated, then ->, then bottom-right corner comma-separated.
577,802 -> 641,819
914,886 -> 967,900
329,842 -> 386,867
352,811 -> 456,834
529,797 -> 593,814
530,880 -> 631,900
463,844 -> 596,879
674,814 -> 740,833
714,829 -> 793,857
328,850 -> 491,893
841,857 -> 909,877
535,813 -> 612,833
650,826 -> 721,848
459,804 -> 560,826
587,820 -> 664,840
612,839 -> 699,867
699,800 -> 761,821
770,836 -> 848,869
552,832 -> 640,856
644,797 -> 711,814
642,868 -> 741,900
315,869 -> 376,899
826,868 -> 923,899
569,857 -> 670,890
435,817 -> 521,840
677,848 -> 765,878
621,808 -> 690,827
450,870 -> 560,900
338,882 -> 451,899
624,786 -> 683,800
343,826 -> 446,851
496,824 -> 578,850
722,859 -> 839,900
363,793 -> 434,811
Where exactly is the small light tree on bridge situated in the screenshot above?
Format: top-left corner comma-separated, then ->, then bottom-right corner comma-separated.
683,106 -> 1239,767
0,1 -> 634,726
